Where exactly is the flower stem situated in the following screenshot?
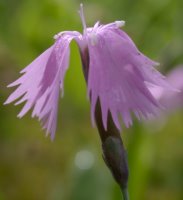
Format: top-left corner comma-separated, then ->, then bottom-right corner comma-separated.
94,100 -> 129,199
121,187 -> 129,200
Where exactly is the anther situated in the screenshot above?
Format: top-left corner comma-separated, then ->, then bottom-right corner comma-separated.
115,20 -> 125,28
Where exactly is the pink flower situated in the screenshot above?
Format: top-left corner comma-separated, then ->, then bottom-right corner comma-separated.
4,4 -> 173,139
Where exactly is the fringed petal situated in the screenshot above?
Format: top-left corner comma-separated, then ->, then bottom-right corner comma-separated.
5,31 -> 81,139
87,26 -> 171,130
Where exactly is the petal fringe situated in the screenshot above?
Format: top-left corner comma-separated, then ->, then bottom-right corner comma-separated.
87,27 -> 171,130
5,32 -> 81,139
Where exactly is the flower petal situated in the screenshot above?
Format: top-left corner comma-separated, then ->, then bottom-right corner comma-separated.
87,27 -> 169,130
5,31 -> 81,139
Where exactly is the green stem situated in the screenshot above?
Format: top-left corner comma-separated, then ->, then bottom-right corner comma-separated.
121,187 -> 129,200
95,100 -> 129,197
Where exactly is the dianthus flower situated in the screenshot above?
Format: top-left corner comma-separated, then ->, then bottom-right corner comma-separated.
5,4 -> 173,140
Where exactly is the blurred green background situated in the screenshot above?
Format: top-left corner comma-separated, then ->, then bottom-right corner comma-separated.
0,0 -> 183,199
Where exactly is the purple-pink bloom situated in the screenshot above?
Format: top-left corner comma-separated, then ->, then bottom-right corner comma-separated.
4,4 -> 173,139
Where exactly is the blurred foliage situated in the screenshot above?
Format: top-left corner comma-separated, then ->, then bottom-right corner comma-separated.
0,0 -> 183,199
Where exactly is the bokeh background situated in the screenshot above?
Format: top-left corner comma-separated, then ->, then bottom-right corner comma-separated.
0,0 -> 183,199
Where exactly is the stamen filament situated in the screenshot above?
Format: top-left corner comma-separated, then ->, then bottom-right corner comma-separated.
79,3 -> 87,34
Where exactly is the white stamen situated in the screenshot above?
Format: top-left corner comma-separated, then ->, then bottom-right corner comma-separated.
115,20 -> 125,28
79,3 -> 87,34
